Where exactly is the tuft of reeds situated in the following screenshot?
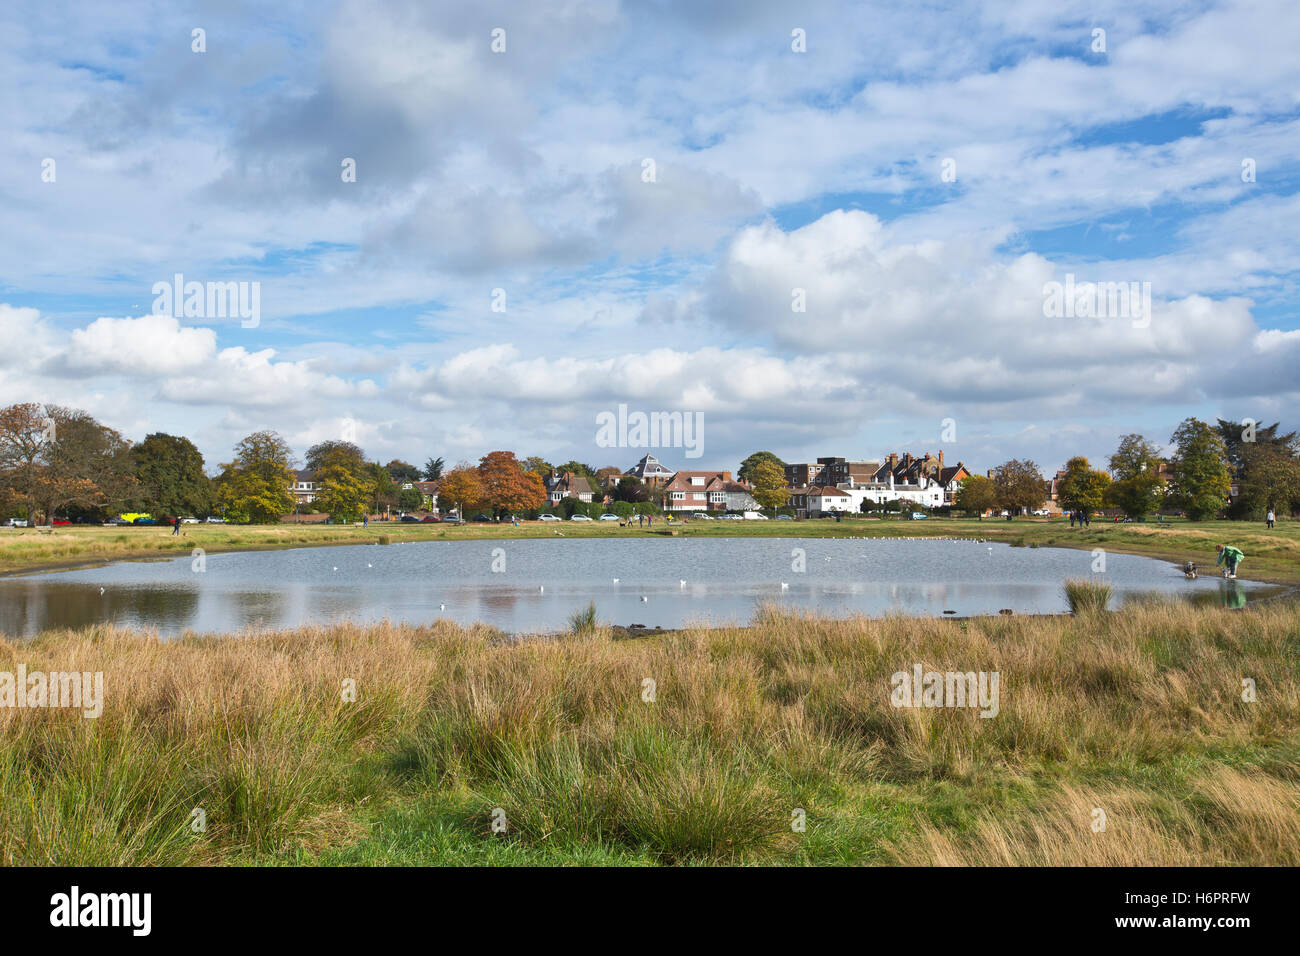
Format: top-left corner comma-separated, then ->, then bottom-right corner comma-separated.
1064,577 -> 1113,614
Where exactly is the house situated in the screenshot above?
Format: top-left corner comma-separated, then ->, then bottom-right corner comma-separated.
407,480 -> 440,512
818,457 -> 883,487
805,486 -> 854,514
721,481 -> 761,512
663,470 -> 749,512
290,469 -> 319,506
545,470 -> 594,504
624,454 -> 675,487
870,452 -> 970,506
784,462 -> 825,487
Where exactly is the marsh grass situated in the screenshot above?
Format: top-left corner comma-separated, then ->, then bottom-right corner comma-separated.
1064,577 -> 1114,614
2,601 -> 1298,865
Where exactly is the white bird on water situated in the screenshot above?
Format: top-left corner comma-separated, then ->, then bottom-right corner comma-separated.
612,577 -> 620,583
641,595 -> 648,602
439,603 -> 446,611
539,585 -> 544,593
680,579 -> 686,588
780,582 -> 789,589
367,563 -> 372,568
333,566 -> 338,572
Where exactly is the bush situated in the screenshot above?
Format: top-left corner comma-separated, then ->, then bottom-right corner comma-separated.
1064,577 -> 1113,614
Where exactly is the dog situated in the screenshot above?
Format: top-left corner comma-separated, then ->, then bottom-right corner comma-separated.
1183,561 -> 1197,579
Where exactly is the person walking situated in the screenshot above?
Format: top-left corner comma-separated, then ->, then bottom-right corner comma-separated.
1216,544 -> 1244,579
1266,509 -> 1275,529
1069,511 -> 1075,528
171,516 -> 181,536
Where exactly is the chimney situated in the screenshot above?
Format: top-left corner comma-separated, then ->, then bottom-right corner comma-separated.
888,453 -> 898,470
938,450 -> 944,467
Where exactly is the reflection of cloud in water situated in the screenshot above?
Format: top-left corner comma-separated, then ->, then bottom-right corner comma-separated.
0,538 -> 1277,638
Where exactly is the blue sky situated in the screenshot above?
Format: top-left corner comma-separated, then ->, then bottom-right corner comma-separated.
2,0 -> 1298,477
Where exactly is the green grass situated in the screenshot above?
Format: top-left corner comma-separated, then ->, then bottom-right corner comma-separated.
3,600 -> 1299,866
1064,577 -> 1114,613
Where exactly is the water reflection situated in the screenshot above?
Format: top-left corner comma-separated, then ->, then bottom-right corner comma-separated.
0,537 -> 1276,638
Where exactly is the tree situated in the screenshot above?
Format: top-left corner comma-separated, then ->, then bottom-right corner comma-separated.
1214,418 -> 1298,472
437,464 -> 483,516
750,458 -> 791,511
1057,456 -> 1111,514
1235,444 -> 1300,517
478,451 -> 547,516
554,460 -> 596,481
522,456 -> 553,477
368,462 -> 398,515
314,447 -> 371,521
992,460 -> 1044,516
1167,418 -> 1231,520
384,459 -> 421,483
738,451 -> 787,484
214,431 -> 296,524
954,474 -> 997,518
0,403 -> 51,521
1107,434 -> 1166,518
40,407 -> 135,521
423,456 -> 445,481
398,487 -> 425,512
305,440 -> 365,474
133,433 -> 213,518
613,476 -> 649,503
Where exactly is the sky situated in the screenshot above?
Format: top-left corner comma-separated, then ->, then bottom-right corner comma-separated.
2,0 -> 1298,478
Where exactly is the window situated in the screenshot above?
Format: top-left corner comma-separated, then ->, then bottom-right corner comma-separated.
671,492 -> 685,500
691,476 -> 705,486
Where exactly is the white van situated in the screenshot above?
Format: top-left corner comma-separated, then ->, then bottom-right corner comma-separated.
742,511 -> 769,520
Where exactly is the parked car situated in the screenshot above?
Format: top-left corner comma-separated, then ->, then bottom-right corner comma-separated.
5,518 -> 29,527
538,514 -> 561,522
598,513 -> 621,521
204,517 -> 226,523
52,518 -> 72,526
776,514 -> 795,521
180,516 -> 200,524
909,512 -> 928,520
420,515 -> 440,523
440,515 -> 464,524
399,515 -> 421,523
742,511 -> 769,520
569,514 -> 593,522
718,514 -> 743,521
692,513 -> 715,520
473,515 -> 494,523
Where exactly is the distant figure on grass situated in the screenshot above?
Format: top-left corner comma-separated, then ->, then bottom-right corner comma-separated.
1216,544 -> 1244,579
1267,509 -> 1275,529
172,516 -> 180,536
363,514 -> 369,528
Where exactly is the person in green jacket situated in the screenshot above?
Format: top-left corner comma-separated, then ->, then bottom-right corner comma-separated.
1216,544 -> 1244,579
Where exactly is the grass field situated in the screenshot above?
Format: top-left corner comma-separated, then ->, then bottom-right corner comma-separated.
2,599 -> 1297,866
3,516 -> 1298,585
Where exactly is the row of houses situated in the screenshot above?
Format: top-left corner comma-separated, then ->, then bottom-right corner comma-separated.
289,450 -> 973,517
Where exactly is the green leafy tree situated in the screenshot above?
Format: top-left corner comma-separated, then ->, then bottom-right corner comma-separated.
1057,456 -> 1111,514
315,447 -> 372,521
423,456 -> 446,481
738,451 -> 787,484
954,474 -> 997,518
614,476 -> 649,503
991,459 -> 1044,516
133,433 -> 213,517
750,458 -> 791,511
1167,418 -> 1231,520
305,440 -> 365,473
522,456 -> 553,477
215,431 -> 296,524
398,487 -> 424,512
1214,418 -> 1298,472
1236,444 -> 1300,518
1107,434 -> 1166,518
384,459 -> 421,483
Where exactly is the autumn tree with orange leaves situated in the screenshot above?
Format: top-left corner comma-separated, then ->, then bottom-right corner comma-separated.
477,450 -> 546,517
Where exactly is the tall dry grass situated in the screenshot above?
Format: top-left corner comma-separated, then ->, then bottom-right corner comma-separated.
1,599 -> 1297,865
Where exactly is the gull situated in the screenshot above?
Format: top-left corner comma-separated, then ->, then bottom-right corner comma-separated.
367,563 -> 372,568
439,603 -> 446,611
333,566 -> 338,572
612,577 -> 620,583
640,595 -> 648,602
539,585 -> 544,593
780,582 -> 789,589
680,579 -> 686,588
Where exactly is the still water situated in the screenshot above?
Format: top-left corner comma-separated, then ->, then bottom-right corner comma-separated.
0,537 -> 1267,637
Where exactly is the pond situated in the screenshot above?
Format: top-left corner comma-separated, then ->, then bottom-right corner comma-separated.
0,537 -> 1269,637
